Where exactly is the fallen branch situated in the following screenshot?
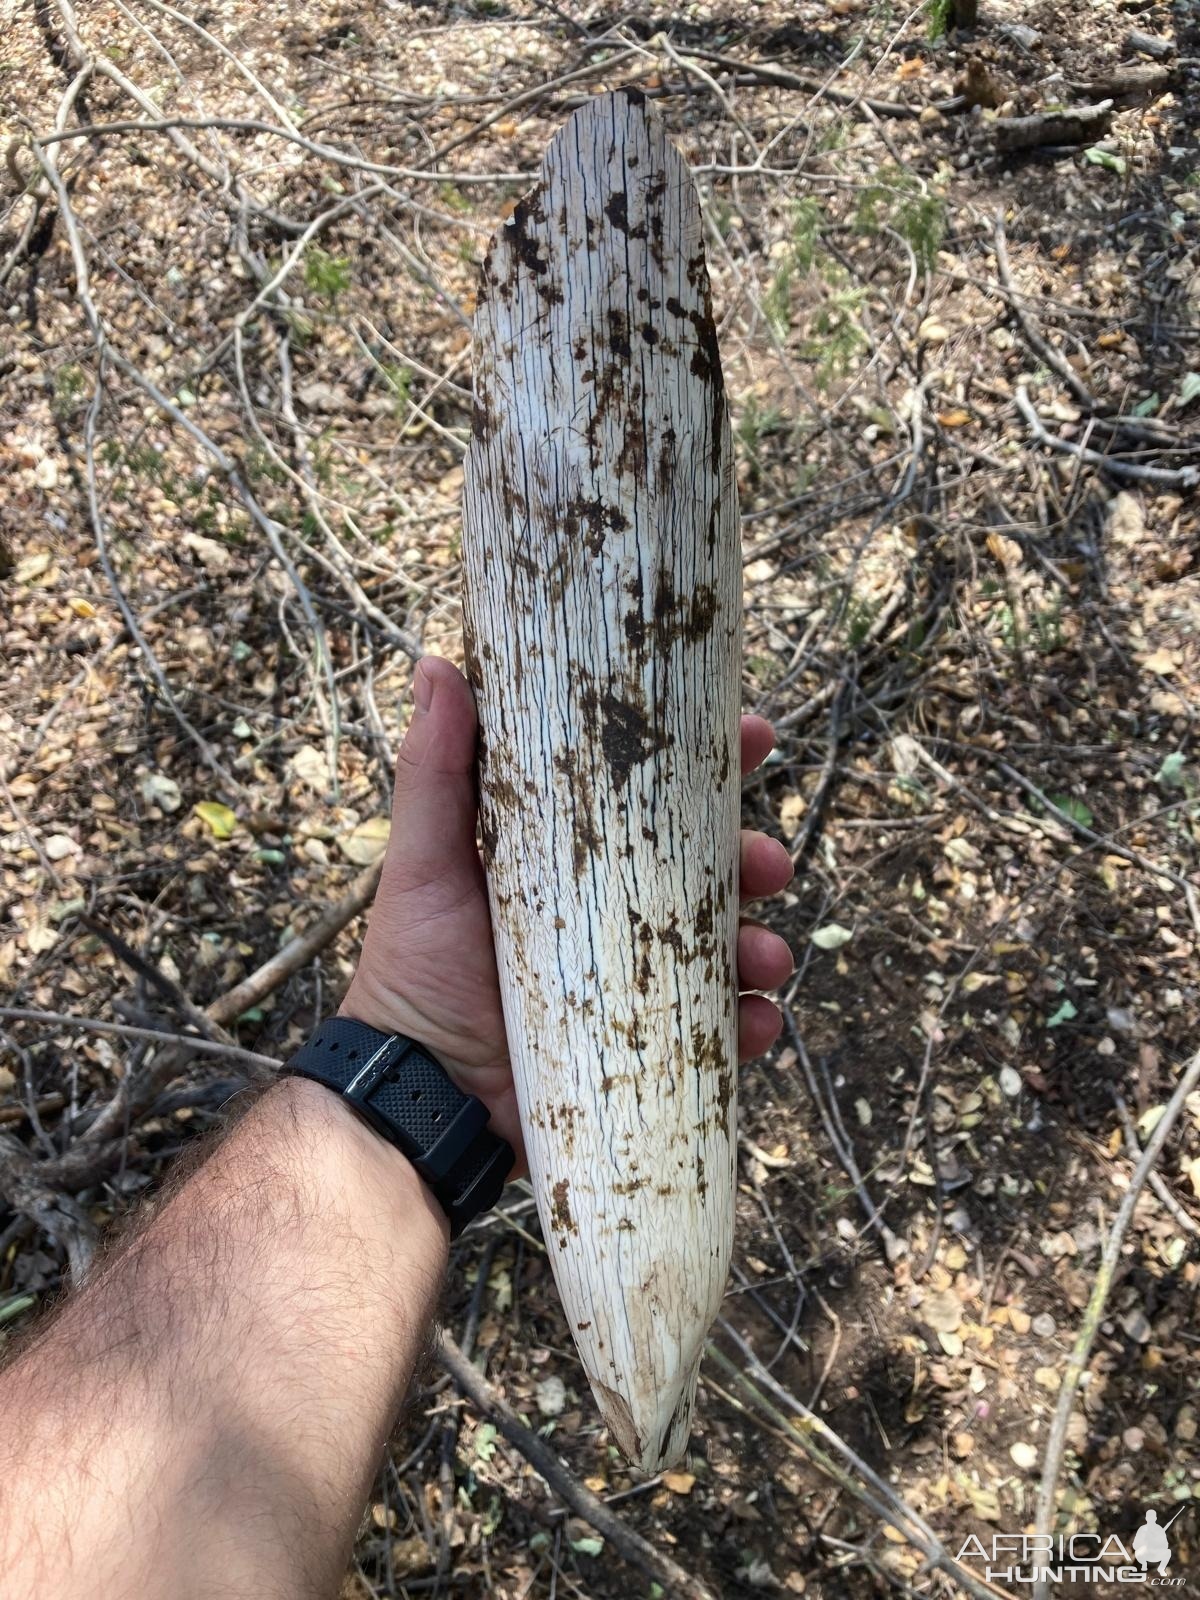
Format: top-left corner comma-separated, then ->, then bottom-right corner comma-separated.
437,1335 -> 718,1600
0,1094 -> 66,1130
679,43 -> 965,119
782,1009 -> 904,1263
987,750 -> 1200,928
1032,1048 -> 1200,1600
1124,31 -> 1173,61
1069,63 -> 1172,102
992,215 -> 1094,410
0,856 -> 384,1198
1112,1090 -> 1199,1237
986,100 -> 1113,153
0,1134 -> 97,1280
707,1335 -> 1015,1600
208,858 -> 382,1027
0,1009 -> 279,1077
1014,385 -> 1200,490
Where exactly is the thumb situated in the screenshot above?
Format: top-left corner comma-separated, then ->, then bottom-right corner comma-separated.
382,656 -> 481,895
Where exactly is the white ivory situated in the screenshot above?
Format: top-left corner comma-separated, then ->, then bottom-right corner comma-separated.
462,91 -> 741,1471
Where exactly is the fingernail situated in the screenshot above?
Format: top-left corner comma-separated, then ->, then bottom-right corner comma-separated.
413,660 -> 433,714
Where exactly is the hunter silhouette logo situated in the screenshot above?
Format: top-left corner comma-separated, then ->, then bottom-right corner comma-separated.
1133,1509 -> 1174,1577
956,1504 -> 1189,1585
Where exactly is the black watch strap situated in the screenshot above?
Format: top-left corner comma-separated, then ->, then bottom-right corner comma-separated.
285,1017 -> 514,1239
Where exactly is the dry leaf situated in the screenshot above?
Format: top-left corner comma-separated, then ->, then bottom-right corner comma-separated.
662,1470 -> 696,1495
779,792 -> 805,838
14,551 -> 52,584
183,531 -> 232,574
535,1375 -> 567,1416
25,916 -> 58,954
1139,648 -> 1177,675
194,801 -> 238,840
339,816 -> 390,865
289,744 -> 330,794
141,772 -> 182,813
922,1289 -> 963,1333
986,533 -> 1022,570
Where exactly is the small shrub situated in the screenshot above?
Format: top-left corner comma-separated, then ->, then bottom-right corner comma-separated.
303,247 -> 352,303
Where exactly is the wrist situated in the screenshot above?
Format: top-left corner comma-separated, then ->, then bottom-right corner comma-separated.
339,970 -> 430,1046
260,1075 -> 451,1256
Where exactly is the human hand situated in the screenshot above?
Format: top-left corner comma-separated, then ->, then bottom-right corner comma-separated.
342,655 -> 794,1172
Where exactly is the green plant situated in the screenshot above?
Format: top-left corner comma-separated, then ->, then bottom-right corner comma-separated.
243,441 -> 286,489
791,197 -> 824,272
380,362 -> 413,416
437,182 -> 471,215
52,364 -> 87,418
792,461 -> 819,497
856,167 -> 945,271
996,595 -> 1064,655
762,198 -> 828,336
1030,596 -> 1064,654
806,281 -> 869,389
284,307 -> 316,345
736,396 -> 786,474
897,190 -> 946,271
763,260 -> 793,336
926,0 -> 953,41
303,246 -> 352,303
845,590 -> 879,647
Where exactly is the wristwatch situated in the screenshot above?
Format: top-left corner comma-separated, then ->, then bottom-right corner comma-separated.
285,1016 -> 514,1238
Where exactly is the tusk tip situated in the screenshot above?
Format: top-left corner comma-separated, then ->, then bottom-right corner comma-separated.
591,1360 -> 701,1474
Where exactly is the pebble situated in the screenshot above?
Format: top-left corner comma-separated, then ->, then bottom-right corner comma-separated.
1032,1312 -> 1057,1338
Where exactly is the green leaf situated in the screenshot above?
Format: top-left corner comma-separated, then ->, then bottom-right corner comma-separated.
1049,794 -> 1094,828
1177,372 -> 1200,409
193,800 -> 238,840
1046,999 -> 1077,1029
570,1536 -> 605,1558
1083,146 -> 1126,175
811,923 -> 854,951
1133,393 -> 1160,417
1157,751 -> 1187,789
254,848 -> 286,865
473,1422 -> 498,1461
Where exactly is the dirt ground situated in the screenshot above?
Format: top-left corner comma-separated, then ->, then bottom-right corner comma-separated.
2,0 -> 1199,1595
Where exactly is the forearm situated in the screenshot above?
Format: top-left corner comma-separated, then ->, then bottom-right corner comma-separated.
0,1077 -> 448,1600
